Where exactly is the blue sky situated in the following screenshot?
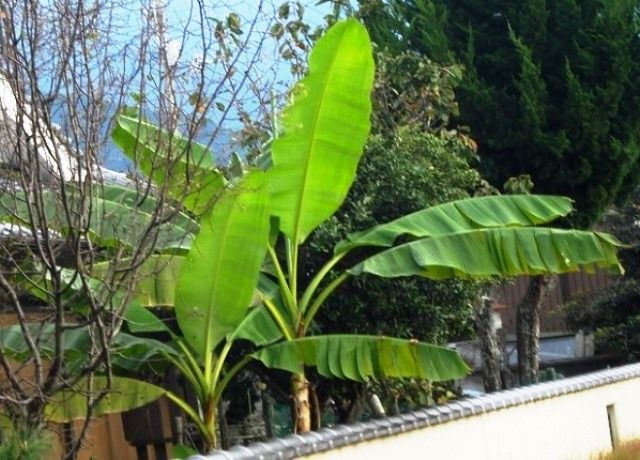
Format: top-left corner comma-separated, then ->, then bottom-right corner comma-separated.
104,0 -> 331,170
103,0 -> 333,170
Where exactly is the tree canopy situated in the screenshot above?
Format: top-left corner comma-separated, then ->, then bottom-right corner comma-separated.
359,0 -> 640,227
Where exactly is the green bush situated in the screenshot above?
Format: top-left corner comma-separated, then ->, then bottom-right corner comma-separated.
562,279 -> 640,358
0,421 -> 53,460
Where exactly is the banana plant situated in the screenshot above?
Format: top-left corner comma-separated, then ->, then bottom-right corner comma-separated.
107,169 -> 277,451
112,170 -> 274,451
241,19 -> 624,431
113,18 -> 624,437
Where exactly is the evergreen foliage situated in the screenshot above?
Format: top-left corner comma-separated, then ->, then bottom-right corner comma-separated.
359,0 -> 640,227
562,188 -> 640,361
563,278 -> 640,359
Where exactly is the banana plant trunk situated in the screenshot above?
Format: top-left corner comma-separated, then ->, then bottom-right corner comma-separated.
291,372 -> 311,433
203,397 -> 218,452
516,275 -> 553,385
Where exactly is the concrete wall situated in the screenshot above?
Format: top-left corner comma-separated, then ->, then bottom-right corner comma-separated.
197,363 -> 640,460
307,376 -> 640,460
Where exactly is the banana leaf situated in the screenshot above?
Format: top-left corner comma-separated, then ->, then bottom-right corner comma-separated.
0,187 -> 64,230
97,183 -> 198,237
23,263 -> 176,331
252,335 -> 469,382
268,19 -> 375,245
0,185 -> 194,250
121,300 -> 172,334
92,254 -> 185,309
113,114 -> 226,215
350,227 -> 624,280
335,195 -> 574,254
0,324 -> 91,373
0,324 -> 177,374
94,255 -> 273,314
45,376 -> 166,423
22,261 -> 171,330
230,305 -> 283,346
110,332 -> 179,372
175,170 -> 271,358
90,196 -> 191,250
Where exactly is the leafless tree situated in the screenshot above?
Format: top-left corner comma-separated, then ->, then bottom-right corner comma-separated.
0,0 -> 280,457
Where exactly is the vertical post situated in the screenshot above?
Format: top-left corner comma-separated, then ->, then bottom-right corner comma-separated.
606,404 -> 619,449
173,416 -> 184,446
218,401 -> 229,449
261,385 -> 275,439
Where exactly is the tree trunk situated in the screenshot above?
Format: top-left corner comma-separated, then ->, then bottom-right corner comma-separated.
333,382 -> 366,425
217,401 -> 229,450
474,296 -> 502,392
345,391 -> 366,423
291,373 -> 311,433
516,275 -> 553,385
309,383 -> 322,431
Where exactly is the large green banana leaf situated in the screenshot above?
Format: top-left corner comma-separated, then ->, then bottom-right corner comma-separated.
121,301 -> 169,334
93,255 -> 273,322
0,188 -> 59,229
0,184 -> 193,250
0,322 -> 177,376
97,183 -> 197,232
45,376 -> 166,423
95,255 -> 274,314
90,182 -> 195,250
230,273 -> 285,346
15,267 -> 84,312
335,195 -> 574,254
21,263 -> 173,333
90,195 -> 190,250
113,115 -> 226,215
110,332 -> 179,372
268,19 -> 375,244
350,227 -> 624,280
92,254 -> 185,309
175,170 -> 271,358
252,335 -> 469,382
230,305 -> 283,346
0,324 -> 91,373
253,271 -> 282,306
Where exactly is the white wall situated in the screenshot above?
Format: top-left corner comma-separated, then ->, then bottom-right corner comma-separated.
0,74 -> 75,181
305,374 -> 640,460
